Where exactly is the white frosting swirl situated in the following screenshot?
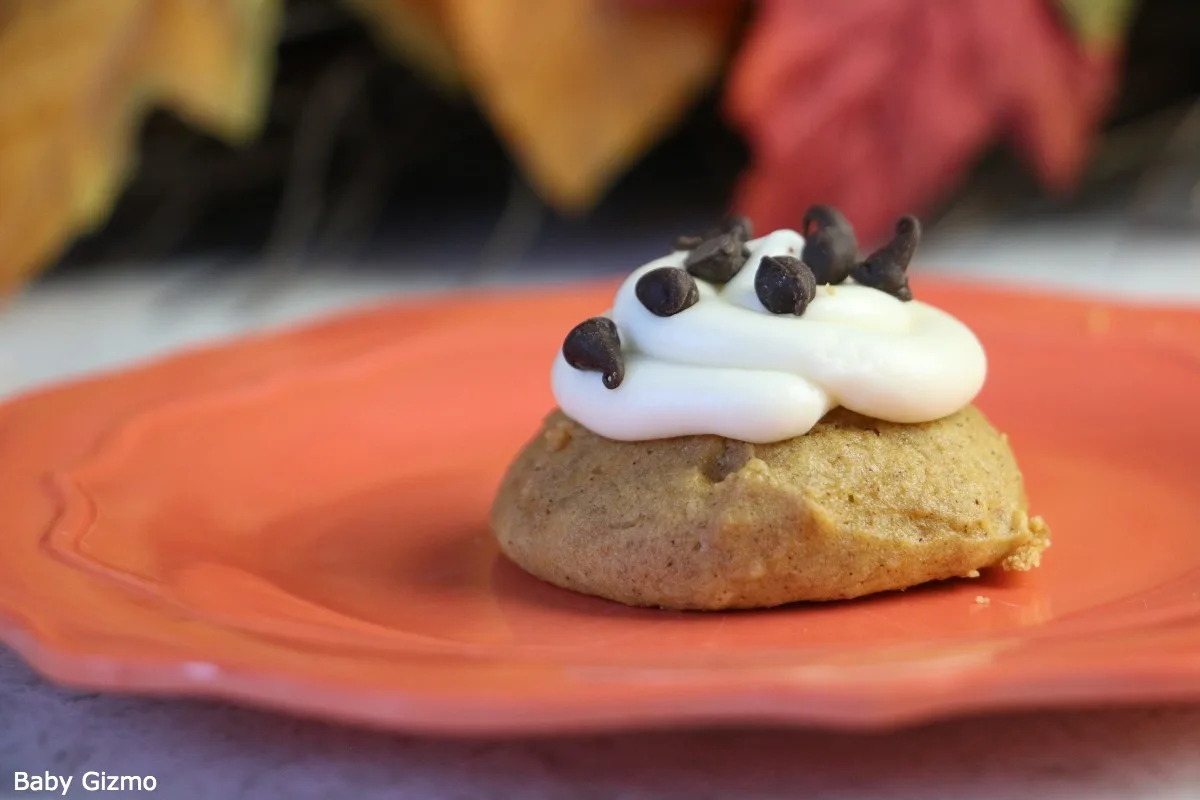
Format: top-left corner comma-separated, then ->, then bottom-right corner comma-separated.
552,229 -> 986,443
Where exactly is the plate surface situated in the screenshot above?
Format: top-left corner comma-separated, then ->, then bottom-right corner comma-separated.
2,279 -> 1200,734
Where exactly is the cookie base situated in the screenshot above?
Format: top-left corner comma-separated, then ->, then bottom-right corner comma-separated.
490,406 -> 1049,610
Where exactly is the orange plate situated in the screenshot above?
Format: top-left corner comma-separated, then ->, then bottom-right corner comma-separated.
2,279 -> 1200,735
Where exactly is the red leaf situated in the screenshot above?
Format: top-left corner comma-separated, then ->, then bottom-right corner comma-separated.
726,0 -> 1119,243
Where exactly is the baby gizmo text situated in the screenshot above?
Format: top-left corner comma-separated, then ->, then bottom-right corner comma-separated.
13,771 -> 157,794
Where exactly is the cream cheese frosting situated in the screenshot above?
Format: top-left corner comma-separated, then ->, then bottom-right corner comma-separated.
553,228 -> 986,443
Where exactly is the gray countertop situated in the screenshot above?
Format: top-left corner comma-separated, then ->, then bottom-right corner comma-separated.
4,651 -> 1200,800
2,217 -> 1200,799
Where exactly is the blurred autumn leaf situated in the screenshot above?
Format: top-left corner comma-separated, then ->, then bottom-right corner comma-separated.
0,0 -> 739,290
352,0 -> 742,210
0,0 -> 280,292
348,0 -> 742,211
11,0 -> 1142,292
433,0 -> 741,211
1057,0 -> 1140,51
726,0 -> 1122,244
342,0 -> 461,90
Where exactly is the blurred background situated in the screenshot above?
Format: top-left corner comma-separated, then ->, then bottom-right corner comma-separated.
1,0 -> 1199,392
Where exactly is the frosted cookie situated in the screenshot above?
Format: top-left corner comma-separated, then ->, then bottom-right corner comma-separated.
491,208 -> 1050,609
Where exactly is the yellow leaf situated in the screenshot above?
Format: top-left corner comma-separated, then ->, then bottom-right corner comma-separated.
343,0 -> 461,91
441,0 -> 740,211
0,0 -> 281,292
1056,0 -> 1139,52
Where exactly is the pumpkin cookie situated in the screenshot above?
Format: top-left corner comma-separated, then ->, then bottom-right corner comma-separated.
491,210 -> 1049,609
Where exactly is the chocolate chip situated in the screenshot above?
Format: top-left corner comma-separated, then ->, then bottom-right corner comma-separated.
720,215 -> 754,241
635,267 -> 700,317
562,317 -> 624,389
674,215 -> 753,252
684,233 -> 748,284
802,204 -> 851,236
801,204 -> 857,285
755,255 -> 816,315
851,215 -> 921,301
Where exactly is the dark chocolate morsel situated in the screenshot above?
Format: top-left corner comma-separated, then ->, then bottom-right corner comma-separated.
562,317 -> 625,389
684,232 -> 748,284
890,215 -> 921,268
802,226 -> 857,285
674,215 -> 753,252
800,204 -> 857,285
635,267 -> 700,317
851,215 -> 921,301
755,255 -> 817,315
802,204 -> 852,237
721,214 -> 754,241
